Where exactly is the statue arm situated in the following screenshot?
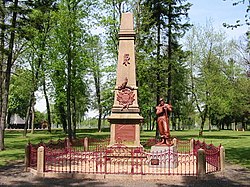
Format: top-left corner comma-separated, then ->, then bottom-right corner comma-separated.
166,104 -> 172,112
156,106 -> 163,115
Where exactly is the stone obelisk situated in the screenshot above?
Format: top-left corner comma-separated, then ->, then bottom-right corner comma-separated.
107,13 -> 143,147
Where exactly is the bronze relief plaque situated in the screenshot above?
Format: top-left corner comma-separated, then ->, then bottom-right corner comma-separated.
115,124 -> 135,142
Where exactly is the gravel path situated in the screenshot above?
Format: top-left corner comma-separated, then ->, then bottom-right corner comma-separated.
0,161 -> 249,187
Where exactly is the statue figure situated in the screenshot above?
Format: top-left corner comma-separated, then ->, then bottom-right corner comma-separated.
156,98 -> 173,145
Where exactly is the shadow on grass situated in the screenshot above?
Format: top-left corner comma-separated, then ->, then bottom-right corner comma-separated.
3,172 -> 250,187
198,135 -> 242,140
9,178 -> 109,187
226,147 -> 250,169
78,134 -> 110,139
156,173 -> 250,187
76,128 -> 110,133
141,134 -> 243,141
238,134 -> 250,137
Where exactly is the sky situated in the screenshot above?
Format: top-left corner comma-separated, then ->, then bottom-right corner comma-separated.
188,0 -> 249,38
35,0 -> 249,114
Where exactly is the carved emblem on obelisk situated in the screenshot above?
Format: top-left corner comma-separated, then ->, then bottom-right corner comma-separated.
117,77 -> 135,110
123,54 -> 130,66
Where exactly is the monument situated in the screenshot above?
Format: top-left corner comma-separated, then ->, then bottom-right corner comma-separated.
107,12 -> 143,147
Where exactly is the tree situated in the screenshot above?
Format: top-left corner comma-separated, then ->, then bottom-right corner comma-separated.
185,22 -> 249,133
0,0 -> 20,150
8,68 -> 33,123
20,0 -> 57,136
86,35 -> 104,132
0,0 -> 6,149
85,34 -> 116,132
49,0 -> 94,139
135,0 -> 192,133
100,0 -> 134,61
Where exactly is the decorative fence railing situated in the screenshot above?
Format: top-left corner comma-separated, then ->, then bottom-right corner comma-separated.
25,137 -> 225,177
193,140 -> 221,173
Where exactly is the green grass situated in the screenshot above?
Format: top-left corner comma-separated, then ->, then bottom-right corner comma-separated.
0,129 -> 249,169
165,130 -> 250,169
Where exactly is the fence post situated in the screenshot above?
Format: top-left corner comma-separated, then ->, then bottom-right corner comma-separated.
197,148 -> 206,177
37,146 -> 45,176
66,138 -> 71,148
172,138 -> 177,147
24,144 -> 30,171
190,138 -> 194,153
84,137 -> 88,151
220,146 -> 225,173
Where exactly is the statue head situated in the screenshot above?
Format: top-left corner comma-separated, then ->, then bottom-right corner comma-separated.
159,98 -> 165,105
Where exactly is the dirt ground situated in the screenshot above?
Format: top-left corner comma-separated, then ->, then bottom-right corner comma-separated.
0,160 -> 249,187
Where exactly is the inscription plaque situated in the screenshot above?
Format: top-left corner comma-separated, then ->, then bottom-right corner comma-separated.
115,124 -> 135,142
150,159 -> 160,165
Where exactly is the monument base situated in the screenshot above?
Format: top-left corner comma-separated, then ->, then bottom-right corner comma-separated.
149,145 -> 178,168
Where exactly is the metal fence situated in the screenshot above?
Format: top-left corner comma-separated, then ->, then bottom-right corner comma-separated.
26,137 -> 222,176
193,140 -> 221,173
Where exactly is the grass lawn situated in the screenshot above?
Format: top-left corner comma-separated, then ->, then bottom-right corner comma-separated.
0,129 -> 249,169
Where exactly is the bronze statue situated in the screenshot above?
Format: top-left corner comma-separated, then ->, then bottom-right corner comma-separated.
156,98 -> 173,145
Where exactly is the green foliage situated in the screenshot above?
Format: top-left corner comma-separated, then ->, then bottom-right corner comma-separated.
99,0 -> 133,60
185,22 -> 250,130
34,111 -> 45,124
46,0 -> 98,136
8,69 -> 33,118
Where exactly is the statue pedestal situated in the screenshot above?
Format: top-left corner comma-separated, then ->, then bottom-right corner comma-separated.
149,145 -> 178,168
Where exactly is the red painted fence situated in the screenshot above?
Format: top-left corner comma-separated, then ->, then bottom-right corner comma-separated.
27,137 -> 221,176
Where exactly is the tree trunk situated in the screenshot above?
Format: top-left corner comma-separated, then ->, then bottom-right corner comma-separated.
72,96 -> 76,139
200,104 -> 208,134
24,89 -> 35,136
92,56 -> 102,132
98,110 -> 102,132
242,116 -> 245,130
177,116 -> 181,131
6,112 -> 11,129
208,117 -> 212,131
0,0 -> 18,150
149,109 -> 151,131
155,7 -> 161,139
167,3 -> 173,104
156,8 -> 161,104
31,103 -> 35,133
0,0 -> 5,131
67,49 -> 72,141
58,104 -> 67,132
96,78 -> 102,132
151,117 -> 156,131
43,79 -> 51,132
23,105 -> 31,137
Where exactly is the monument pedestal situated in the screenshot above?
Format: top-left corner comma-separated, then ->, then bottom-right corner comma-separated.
149,145 -> 178,168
